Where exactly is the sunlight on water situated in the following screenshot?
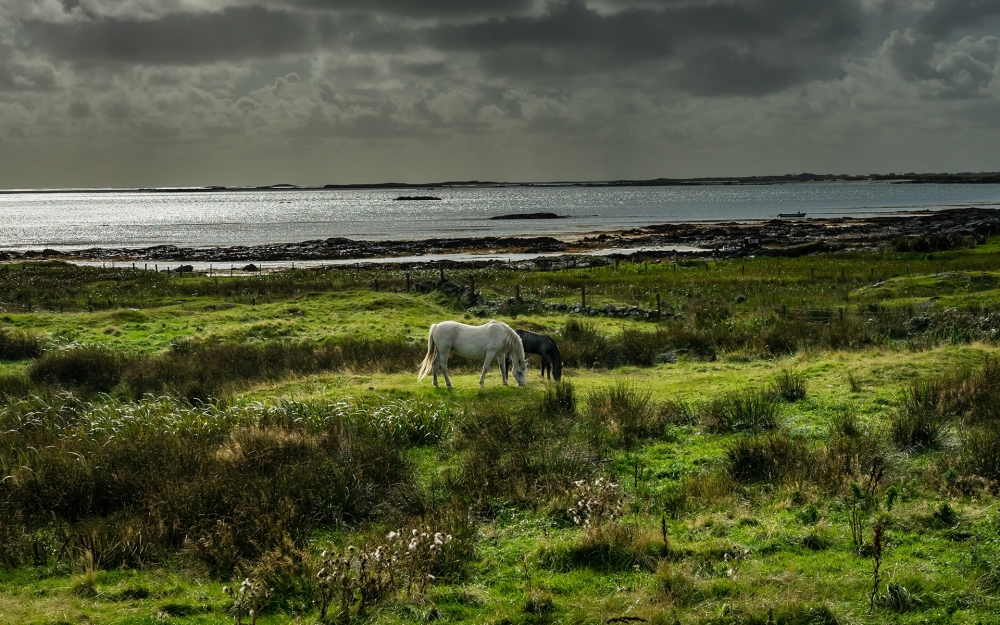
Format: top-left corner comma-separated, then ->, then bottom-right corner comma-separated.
0,183 -> 998,250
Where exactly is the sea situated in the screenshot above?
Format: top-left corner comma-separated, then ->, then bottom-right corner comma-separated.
2,183 -> 999,252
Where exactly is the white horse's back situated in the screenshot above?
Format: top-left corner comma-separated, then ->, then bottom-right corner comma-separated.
417,320 -> 526,388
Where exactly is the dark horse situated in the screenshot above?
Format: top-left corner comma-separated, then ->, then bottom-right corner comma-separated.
507,329 -> 562,381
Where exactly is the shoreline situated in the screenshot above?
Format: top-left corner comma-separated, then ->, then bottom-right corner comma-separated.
4,207 -> 999,266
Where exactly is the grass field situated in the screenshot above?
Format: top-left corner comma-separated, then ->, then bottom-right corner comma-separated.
2,244 -> 1000,625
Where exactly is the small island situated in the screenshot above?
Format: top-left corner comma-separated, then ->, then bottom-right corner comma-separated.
394,195 -> 442,201
489,212 -> 566,220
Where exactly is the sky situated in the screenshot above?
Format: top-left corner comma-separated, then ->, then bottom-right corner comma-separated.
1,0 -> 999,188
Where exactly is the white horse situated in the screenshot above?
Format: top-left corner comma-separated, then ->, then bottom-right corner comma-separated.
418,320 -> 527,388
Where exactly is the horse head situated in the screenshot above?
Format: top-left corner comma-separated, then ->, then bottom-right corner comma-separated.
511,353 -> 527,386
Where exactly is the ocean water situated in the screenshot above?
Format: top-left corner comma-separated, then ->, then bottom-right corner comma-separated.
1,183 -> 999,251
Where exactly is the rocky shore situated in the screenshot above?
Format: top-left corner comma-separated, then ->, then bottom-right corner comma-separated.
4,207 -> 999,264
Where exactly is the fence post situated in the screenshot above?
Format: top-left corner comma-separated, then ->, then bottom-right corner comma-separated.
469,276 -> 476,304
841,268 -> 845,281
439,261 -> 444,284
811,267 -> 815,281
839,307 -> 844,322
870,267 -> 874,280
406,272 -> 411,292
374,278 -> 379,292
581,285 -> 586,309
516,284 -> 521,303
656,293 -> 661,318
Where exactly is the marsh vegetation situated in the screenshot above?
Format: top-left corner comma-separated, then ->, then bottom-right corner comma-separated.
2,244 -> 1000,623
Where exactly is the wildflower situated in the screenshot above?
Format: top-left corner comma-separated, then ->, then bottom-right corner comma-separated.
387,531 -> 398,540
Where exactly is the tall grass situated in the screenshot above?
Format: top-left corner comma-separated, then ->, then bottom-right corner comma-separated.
583,381 -> 664,448
26,338 -> 425,399
453,398 -> 593,511
0,395 -> 447,574
701,388 -> 780,433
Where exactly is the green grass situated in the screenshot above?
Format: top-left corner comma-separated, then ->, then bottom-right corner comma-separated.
3,246 -> 1000,624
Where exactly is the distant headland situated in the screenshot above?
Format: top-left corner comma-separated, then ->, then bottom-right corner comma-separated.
4,171 -> 1000,194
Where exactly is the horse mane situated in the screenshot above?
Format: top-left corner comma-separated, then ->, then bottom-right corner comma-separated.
496,320 -> 526,361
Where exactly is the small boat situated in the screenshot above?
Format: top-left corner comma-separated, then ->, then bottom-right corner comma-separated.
777,212 -> 806,218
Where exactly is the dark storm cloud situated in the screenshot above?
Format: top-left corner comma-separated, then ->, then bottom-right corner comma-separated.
426,0 -> 862,95
916,0 -> 1000,38
284,0 -> 533,18
22,6 -> 318,65
17,0 -> 866,96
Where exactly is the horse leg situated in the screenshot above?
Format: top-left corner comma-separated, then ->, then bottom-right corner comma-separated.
499,350 -> 510,386
480,349 -> 498,387
431,350 -> 440,387
440,351 -> 454,389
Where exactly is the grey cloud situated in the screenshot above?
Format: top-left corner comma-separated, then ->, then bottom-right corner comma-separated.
916,0 -> 1000,38
285,0 -> 533,18
427,0 -> 863,95
881,0 -> 1000,96
0,44 -> 57,91
22,6 -> 318,64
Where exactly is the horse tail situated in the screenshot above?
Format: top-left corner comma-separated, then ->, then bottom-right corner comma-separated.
417,324 -> 437,381
549,337 -> 563,381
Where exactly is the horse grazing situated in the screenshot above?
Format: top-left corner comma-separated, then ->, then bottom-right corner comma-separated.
418,320 -> 527,389
506,329 -> 563,381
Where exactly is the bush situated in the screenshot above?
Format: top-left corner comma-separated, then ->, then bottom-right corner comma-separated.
960,426 -> 1000,483
560,320 -> 609,368
0,374 -> 33,399
701,388 -> 780,433
0,329 -> 41,360
542,381 -> 576,418
820,413 -> 885,488
726,432 -> 811,483
583,381 -> 660,447
454,400 -> 593,510
772,370 -> 806,402
28,348 -> 123,392
0,396 -> 415,575
124,338 -> 425,399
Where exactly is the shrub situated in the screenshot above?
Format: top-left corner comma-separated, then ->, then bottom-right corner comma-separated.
0,329 -> 41,360
123,338 -> 425,399
890,402 -> 949,451
820,413 -> 885,488
726,432 -> 811,483
772,370 -> 806,402
560,320 -> 609,368
542,381 -> 576,418
454,400 -> 593,510
701,388 -> 780,434
28,348 -> 123,392
0,396 -> 415,575
583,381 -> 660,447
0,374 -> 33,399
960,426 -> 1000,483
